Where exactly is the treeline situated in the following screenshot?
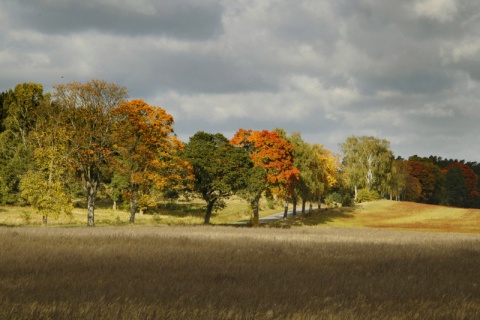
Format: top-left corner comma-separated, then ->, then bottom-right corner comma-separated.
0,81 -> 341,226
1,81 -> 479,226
339,136 -> 480,208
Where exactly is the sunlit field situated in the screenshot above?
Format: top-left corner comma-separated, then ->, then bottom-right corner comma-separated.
2,198 -> 480,235
1,226 -> 479,319
272,200 -> 480,233
0,196 -> 284,227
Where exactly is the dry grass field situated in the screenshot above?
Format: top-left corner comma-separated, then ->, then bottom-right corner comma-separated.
1,226 -> 479,319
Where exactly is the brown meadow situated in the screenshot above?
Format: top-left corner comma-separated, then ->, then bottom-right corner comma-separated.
1,226 -> 479,319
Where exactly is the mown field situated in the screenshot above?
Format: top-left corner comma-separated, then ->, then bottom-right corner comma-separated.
1,226 -> 479,319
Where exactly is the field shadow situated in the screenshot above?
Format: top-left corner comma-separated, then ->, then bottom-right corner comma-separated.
74,198 -> 206,218
268,206 -> 358,228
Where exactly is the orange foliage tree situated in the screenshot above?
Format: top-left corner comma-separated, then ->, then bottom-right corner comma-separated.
111,99 -> 192,224
407,160 -> 443,204
230,129 -> 299,225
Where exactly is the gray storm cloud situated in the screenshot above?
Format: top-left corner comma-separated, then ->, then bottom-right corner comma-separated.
1,0 -> 480,160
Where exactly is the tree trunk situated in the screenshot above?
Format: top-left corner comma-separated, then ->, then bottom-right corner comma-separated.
250,197 -> 260,227
318,198 -> 321,210
301,199 -> 306,214
283,201 -> 289,219
42,215 -> 47,226
112,200 -> 117,211
309,203 -> 313,214
129,183 -> 138,224
86,180 -> 98,227
204,200 -> 215,224
292,198 -> 297,215
354,185 -> 358,201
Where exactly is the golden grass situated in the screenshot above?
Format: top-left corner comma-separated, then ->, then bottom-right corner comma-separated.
272,200 -> 480,233
0,196 -> 284,227
1,226 -> 479,319
2,198 -> 480,234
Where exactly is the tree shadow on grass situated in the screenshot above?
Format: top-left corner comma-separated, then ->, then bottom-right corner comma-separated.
153,202 -> 206,218
267,206 -> 358,228
74,199 -> 206,218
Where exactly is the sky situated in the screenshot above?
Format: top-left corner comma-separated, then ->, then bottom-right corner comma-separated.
1,0 -> 480,161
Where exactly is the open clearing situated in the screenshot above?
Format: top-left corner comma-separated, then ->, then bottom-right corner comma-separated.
1,226 -> 479,319
271,200 -> 480,233
0,196 -> 284,227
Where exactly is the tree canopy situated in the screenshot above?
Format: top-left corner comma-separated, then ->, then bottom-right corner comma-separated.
111,99 -> 191,224
2,80 -> 480,227
339,136 -> 393,199
53,80 -> 128,226
183,132 -> 251,224
231,129 -> 300,224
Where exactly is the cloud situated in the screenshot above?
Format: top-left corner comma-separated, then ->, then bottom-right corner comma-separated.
414,0 -> 457,22
4,0 -> 223,39
1,0 -> 480,161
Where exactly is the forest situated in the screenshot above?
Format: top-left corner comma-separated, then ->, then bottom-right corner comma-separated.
1,80 -> 480,226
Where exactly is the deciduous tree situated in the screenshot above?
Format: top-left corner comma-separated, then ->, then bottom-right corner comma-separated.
407,160 -> 443,204
111,99 -> 191,224
19,96 -> 73,225
53,80 -> 128,226
0,83 -> 45,204
384,159 -> 409,200
183,132 -> 251,224
339,136 -> 393,200
283,132 -> 326,214
314,145 -> 341,208
231,129 -> 299,224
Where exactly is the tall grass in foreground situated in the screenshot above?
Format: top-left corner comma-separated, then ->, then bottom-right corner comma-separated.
1,226 -> 479,319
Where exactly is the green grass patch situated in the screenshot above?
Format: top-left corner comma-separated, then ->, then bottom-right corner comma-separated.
0,195 -> 285,227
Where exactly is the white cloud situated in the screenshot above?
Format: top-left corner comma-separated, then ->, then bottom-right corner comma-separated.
413,0 -> 457,22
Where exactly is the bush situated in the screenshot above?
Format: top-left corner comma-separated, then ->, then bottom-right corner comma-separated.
325,192 -> 343,207
356,189 -> 379,203
20,210 -> 32,224
342,194 -> 354,207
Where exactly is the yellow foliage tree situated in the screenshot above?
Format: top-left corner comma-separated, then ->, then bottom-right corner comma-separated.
311,144 -> 341,208
54,80 -> 128,226
20,98 -> 72,225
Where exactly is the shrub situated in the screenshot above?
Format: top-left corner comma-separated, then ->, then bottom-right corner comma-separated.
19,210 -> 32,224
342,194 -> 354,207
325,192 -> 343,207
356,189 -> 379,203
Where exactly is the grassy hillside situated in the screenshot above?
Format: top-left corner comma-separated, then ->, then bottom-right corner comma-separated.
1,226 -> 479,319
273,200 -> 480,233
